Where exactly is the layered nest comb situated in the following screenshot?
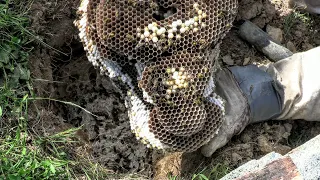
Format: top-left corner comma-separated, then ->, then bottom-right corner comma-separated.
75,0 -> 238,152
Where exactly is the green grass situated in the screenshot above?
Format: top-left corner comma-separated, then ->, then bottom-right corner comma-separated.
168,163 -> 230,180
283,10 -> 313,38
191,163 -> 230,180
0,0 -> 32,125
0,1 -> 118,179
0,1 -> 74,177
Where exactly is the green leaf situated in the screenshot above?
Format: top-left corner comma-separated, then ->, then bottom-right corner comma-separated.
31,159 -> 40,169
20,69 -> 30,80
22,147 -> 26,155
0,48 -> 10,64
8,174 -> 21,180
11,36 -> 21,44
42,160 -> 51,166
0,106 -> 2,117
4,63 -> 14,71
22,94 -> 28,103
15,128 -> 21,140
198,174 -> 209,180
24,161 -> 31,168
16,64 -> 30,80
49,164 -> 56,174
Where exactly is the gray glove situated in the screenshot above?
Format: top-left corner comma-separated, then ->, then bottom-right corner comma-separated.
201,46 -> 320,157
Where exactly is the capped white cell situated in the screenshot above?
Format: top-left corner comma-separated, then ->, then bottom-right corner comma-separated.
202,13 -> 207,18
148,24 -> 153,30
172,21 -> 178,28
180,27 -> 186,33
176,20 -> 182,26
189,19 -> 195,25
156,30 -> 162,36
152,26 -> 158,32
152,36 -> 158,43
144,31 -> 150,37
185,20 -> 191,27
168,33 -> 174,39
172,27 -> 178,32
173,71 -> 179,79
160,27 -> 166,33
193,3 -> 199,9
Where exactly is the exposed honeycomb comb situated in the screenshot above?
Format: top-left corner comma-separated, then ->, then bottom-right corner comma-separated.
75,0 -> 238,152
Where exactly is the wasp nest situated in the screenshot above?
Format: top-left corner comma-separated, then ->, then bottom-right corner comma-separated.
75,0 -> 238,152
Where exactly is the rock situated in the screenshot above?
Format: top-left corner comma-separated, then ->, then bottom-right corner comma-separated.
222,135 -> 320,180
266,25 -> 283,43
232,153 -> 243,163
243,57 -> 251,66
277,125 -> 287,139
310,125 -> 320,138
239,2 -> 263,20
220,152 -> 283,180
284,123 -> 293,133
302,43 -> 314,50
274,145 -> 292,155
294,30 -> 303,38
286,41 -> 297,53
222,55 -> 234,65
282,132 -> 291,139
287,134 -> 320,179
252,18 -> 266,28
258,135 -> 273,153
238,143 -> 251,150
263,123 -> 271,132
240,133 -> 252,143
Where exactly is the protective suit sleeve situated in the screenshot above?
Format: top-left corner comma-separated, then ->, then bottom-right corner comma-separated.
267,46 -> 320,121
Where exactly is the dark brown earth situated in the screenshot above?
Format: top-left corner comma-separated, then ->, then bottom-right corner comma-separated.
27,0 -> 320,179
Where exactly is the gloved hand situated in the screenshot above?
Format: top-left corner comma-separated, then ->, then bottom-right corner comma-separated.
201,46 -> 320,157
